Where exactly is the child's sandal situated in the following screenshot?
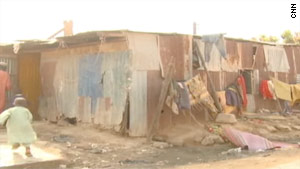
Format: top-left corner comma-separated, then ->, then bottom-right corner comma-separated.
25,151 -> 33,157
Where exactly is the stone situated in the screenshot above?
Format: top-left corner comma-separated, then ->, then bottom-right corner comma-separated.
275,124 -> 292,132
193,132 -> 209,143
153,141 -> 170,149
264,125 -> 277,132
292,125 -> 300,130
201,136 -> 215,146
215,113 -> 237,124
211,135 -> 225,144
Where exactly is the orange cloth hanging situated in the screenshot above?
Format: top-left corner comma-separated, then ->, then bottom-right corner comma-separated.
0,70 -> 11,113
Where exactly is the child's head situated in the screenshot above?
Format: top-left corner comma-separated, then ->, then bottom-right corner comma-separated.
13,97 -> 27,107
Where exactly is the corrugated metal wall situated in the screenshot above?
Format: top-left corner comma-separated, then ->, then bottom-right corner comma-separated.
129,71 -> 147,136
18,53 -> 41,119
159,34 -> 192,81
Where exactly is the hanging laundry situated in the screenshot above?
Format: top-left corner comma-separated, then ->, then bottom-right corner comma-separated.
260,80 -> 274,99
267,80 -> 276,100
185,74 -> 218,114
202,34 -> 227,62
166,81 -> 180,114
291,84 -> 300,104
225,84 -> 242,108
237,75 -> 247,107
271,78 -> 292,101
263,45 -> 290,73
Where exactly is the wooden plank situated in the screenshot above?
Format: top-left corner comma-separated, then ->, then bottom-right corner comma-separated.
147,61 -> 174,141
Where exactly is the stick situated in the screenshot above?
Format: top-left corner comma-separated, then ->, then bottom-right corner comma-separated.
147,60 -> 175,142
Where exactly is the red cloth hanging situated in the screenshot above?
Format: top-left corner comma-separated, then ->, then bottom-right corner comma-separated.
260,80 -> 273,99
237,75 -> 247,107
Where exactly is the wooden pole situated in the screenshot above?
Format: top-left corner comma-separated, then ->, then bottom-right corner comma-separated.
147,61 -> 175,142
193,41 -> 223,114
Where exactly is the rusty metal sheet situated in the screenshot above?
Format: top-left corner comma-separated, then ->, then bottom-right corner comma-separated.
101,51 -> 131,129
277,72 -> 288,83
222,40 -> 240,71
240,42 -> 254,69
147,71 -> 163,130
78,96 -> 92,123
129,71 -> 147,136
94,97 -> 112,126
254,44 -> 265,70
223,71 -> 239,89
159,35 -> 192,80
128,32 -> 160,70
206,71 -> 222,92
285,46 -> 296,74
40,62 -> 56,97
18,53 -> 41,119
53,55 -> 79,119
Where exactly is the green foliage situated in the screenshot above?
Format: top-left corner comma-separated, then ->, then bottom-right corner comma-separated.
259,35 -> 278,43
281,30 -> 295,43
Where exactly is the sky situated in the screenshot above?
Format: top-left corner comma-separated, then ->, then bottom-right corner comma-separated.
0,0 -> 299,43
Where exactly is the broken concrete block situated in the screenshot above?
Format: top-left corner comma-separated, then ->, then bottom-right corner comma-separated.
275,124 -> 292,132
292,125 -> 300,130
215,113 -> 237,124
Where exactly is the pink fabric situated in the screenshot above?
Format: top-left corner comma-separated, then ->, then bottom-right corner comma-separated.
0,70 -> 11,113
223,127 -> 296,151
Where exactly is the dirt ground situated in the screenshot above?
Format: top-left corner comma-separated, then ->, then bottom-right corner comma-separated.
3,111 -> 300,169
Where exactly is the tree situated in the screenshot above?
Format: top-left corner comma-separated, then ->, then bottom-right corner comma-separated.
258,35 -> 278,43
269,36 -> 279,43
281,30 -> 295,43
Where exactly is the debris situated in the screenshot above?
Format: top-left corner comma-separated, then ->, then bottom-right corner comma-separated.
275,124 -> 292,132
292,125 -> 300,130
66,141 -> 72,148
221,147 -> 242,155
257,128 -> 270,136
59,164 -> 67,169
90,148 -> 103,154
211,135 -> 225,144
201,136 -> 215,146
215,113 -> 237,124
119,159 -> 152,165
264,125 -> 277,132
156,161 -> 165,165
193,133 -> 207,143
153,135 -> 167,142
153,141 -> 170,149
53,134 -> 76,143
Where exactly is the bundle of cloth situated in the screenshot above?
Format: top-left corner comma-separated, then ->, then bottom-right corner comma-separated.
225,75 -> 248,115
260,80 -> 276,100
